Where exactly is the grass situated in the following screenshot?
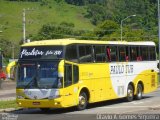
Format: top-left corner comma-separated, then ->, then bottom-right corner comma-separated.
0,100 -> 18,109
0,0 -> 94,43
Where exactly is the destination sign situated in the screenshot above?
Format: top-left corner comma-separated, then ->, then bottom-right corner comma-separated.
19,46 -> 63,59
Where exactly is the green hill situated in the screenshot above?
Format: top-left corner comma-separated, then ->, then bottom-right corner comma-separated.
0,0 -> 94,43
0,0 -> 158,58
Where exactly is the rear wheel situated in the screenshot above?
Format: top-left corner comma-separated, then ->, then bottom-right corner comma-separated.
126,84 -> 134,102
77,92 -> 88,110
135,84 -> 143,100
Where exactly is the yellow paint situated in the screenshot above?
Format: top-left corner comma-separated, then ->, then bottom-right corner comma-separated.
133,70 -> 158,95
16,63 -> 158,108
16,39 -> 157,109
21,38 -> 154,47
16,62 -> 119,108
6,61 -> 16,78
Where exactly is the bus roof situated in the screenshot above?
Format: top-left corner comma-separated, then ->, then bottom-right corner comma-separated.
21,38 -> 156,47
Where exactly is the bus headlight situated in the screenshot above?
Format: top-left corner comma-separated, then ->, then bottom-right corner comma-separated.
48,90 -> 60,100
48,95 -> 60,100
48,96 -> 54,100
17,95 -> 24,99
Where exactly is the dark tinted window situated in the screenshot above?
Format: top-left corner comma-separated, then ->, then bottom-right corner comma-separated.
65,45 -> 78,62
108,46 -> 118,62
79,45 -> 92,63
119,46 -> 126,62
140,46 -> 149,61
73,65 -> 79,84
64,64 -> 72,87
95,46 -> 106,62
130,46 -> 139,61
149,47 -> 156,60
126,46 -> 130,61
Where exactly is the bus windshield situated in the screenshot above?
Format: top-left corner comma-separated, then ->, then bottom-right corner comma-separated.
16,61 -> 59,89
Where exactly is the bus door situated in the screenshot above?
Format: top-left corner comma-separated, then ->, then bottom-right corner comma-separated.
62,62 -> 79,107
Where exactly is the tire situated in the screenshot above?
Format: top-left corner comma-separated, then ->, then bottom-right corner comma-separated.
126,84 -> 134,102
135,84 -> 143,100
77,92 -> 88,110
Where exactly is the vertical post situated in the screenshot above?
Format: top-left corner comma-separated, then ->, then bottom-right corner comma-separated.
121,21 -> 123,41
120,15 -> 136,41
12,45 -> 14,60
158,0 -> 160,83
23,9 -> 26,44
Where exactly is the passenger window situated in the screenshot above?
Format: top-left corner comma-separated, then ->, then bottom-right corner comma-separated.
149,47 -> 156,61
119,46 -> 126,62
73,65 -> 79,84
140,47 -> 149,61
79,45 -> 92,63
64,64 -> 72,87
126,46 -> 130,61
130,47 -> 139,61
108,46 -> 118,62
95,46 -> 105,62
65,45 -> 78,62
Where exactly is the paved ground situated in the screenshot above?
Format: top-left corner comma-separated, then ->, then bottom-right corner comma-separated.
0,80 -> 159,120
0,80 -> 16,101
0,88 -> 159,120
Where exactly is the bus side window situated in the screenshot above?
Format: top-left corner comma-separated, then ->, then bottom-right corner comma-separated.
109,46 -> 117,62
95,46 -> 106,62
126,46 -> 129,61
130,46 -> 138,61
64,64 -> 72,87
141,46 -> 149,61
65,44 -> 78,62
106,46 -> 111,62
119,46 -> 126,62
79,45 -> 92,63
73,65 -> 79,84
149,47 -> 156,61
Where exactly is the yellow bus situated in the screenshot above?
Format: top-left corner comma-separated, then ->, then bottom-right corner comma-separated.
16,38 -> 158,111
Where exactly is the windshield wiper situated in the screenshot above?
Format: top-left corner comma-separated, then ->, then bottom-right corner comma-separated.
24,76 -> 37,89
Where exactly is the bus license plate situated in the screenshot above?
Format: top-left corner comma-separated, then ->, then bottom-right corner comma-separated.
33,102 -> 40,105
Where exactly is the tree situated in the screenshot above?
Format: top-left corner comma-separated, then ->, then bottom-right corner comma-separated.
0,38 -> 13,58
86,4 -> 106,25
94,20 -> 119,38
65,0 -> 85,6
31,22 -> 76,40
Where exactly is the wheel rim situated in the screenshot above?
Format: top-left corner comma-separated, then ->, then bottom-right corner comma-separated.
137,85 -> 142,98
128,87 -> 133,99
137,91 -> 142,98
79,95 -> 86,108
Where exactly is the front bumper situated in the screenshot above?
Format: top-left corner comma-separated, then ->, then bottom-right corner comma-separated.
16,98 -> 63,108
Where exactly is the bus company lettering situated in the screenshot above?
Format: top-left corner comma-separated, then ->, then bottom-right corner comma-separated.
20,48 -> 44,58
110,65 -> 134,74
20,48 -> 62,58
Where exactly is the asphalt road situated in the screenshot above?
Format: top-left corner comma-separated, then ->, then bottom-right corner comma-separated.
0,80 -> 16,100
1,88 -> 160,120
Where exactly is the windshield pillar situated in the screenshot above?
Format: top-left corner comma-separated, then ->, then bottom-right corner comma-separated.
58,60 -> 65,88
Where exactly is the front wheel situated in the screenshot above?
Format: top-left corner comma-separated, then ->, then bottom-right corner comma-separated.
135,84 -> 143,100
126,84 -> 134,102
77,92 -> 88,110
